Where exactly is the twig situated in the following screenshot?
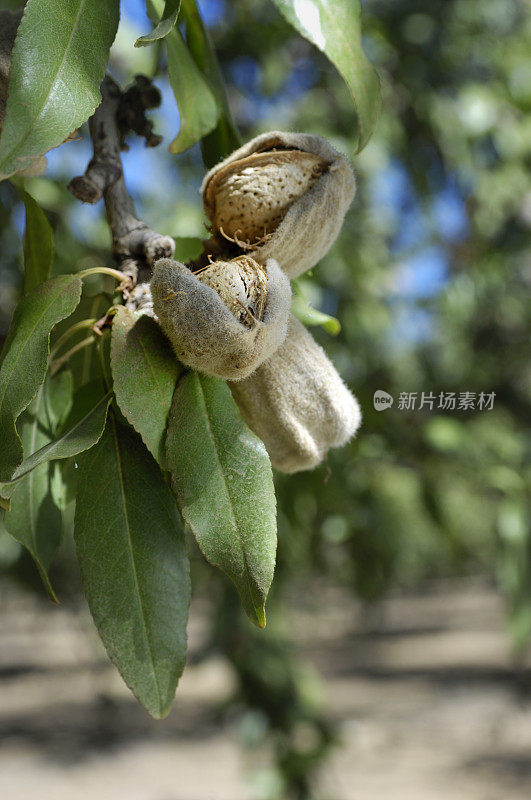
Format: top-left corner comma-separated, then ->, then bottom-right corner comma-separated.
68,75 -> 175,286
49,318 -> 97,359
49,337 -> 96,376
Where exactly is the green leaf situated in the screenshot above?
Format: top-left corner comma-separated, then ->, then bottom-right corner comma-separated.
1,369 -> 72,508
0,275 -> 82,481
111,307 -> 181,467
166,29 -> 220,153
53,379 -> 108,508
0,392 -> 111,494
291,286 -> 341,335
45,369 -> 74,431
0,0 -> 119,180
180,0 -> 241,164
4,373 -> 73,601
74,415 -> 190,718
271,0 -> 380,151
172,236 -> 204,262
21,189 -> 54,293
148,0 -> 220,153
166,372 -> 277,628
64,378 -> 107,427
96,329 -> 114,395
51,292 -> 111,390
135,0 -> 181,46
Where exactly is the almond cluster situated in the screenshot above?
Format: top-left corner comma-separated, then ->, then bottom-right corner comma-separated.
151,131 -> 361,472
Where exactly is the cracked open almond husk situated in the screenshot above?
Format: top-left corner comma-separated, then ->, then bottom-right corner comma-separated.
151,256 -> 291,381
202,131 -> 356,279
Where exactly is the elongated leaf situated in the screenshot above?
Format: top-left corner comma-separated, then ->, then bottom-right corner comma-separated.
75,416 -> 190,718
21,190 -> 54,293
4,373 -> 73,600
0,392 -> 111,493
111,307 -> 181,467
271,0 -> 380,151
1,369 -> 72,502
166,373 -> 277,628
0,0 -> 119,180
0,275 -> 82,481
53,379 -> 108,508
148,0 -> 220,153
180,0 -> 241,164
136,0 -> 181,46
45,369 -> 74,431
166,28 -> 220,153
46,370 -> 74,510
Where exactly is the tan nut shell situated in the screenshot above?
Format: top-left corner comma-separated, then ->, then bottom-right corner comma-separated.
151,258 -> 291,381
229,315 -> 361,473
204,150 -> 327,245
196,255 -> 268,329
202,131 -> 356,279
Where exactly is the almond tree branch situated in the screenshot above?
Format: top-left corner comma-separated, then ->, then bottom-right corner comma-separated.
68,74 -> 175,286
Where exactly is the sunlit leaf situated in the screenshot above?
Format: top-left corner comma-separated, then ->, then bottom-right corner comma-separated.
0,0 -> 119,180
166,372 -> 277,628
135,0 -> 181,46
166,29 -> 220,153
111,307 -> 181,467
180,0 -> 241,164
147,0 -> 220,153
0,275 -> 82,481
75,416 -> 190,718
271,0 -> 380,151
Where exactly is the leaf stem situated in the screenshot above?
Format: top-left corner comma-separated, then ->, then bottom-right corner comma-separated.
49,336 -> 95,376
82,297 -> 109,383
49,318 -> 97,359
79,266 -> 129,282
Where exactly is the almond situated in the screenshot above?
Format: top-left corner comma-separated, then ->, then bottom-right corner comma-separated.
202,132 -> 356,279
150,258 -> 291,381
204,150 -> 328,246
195,255 -> 268,329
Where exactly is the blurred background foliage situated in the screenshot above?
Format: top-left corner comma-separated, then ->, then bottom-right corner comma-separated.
1,0 -> 530,797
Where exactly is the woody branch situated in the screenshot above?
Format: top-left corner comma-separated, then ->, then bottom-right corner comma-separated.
68,74 -> 175,285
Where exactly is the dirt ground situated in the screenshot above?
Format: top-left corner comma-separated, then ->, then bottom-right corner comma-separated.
1,576 -> 531,800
